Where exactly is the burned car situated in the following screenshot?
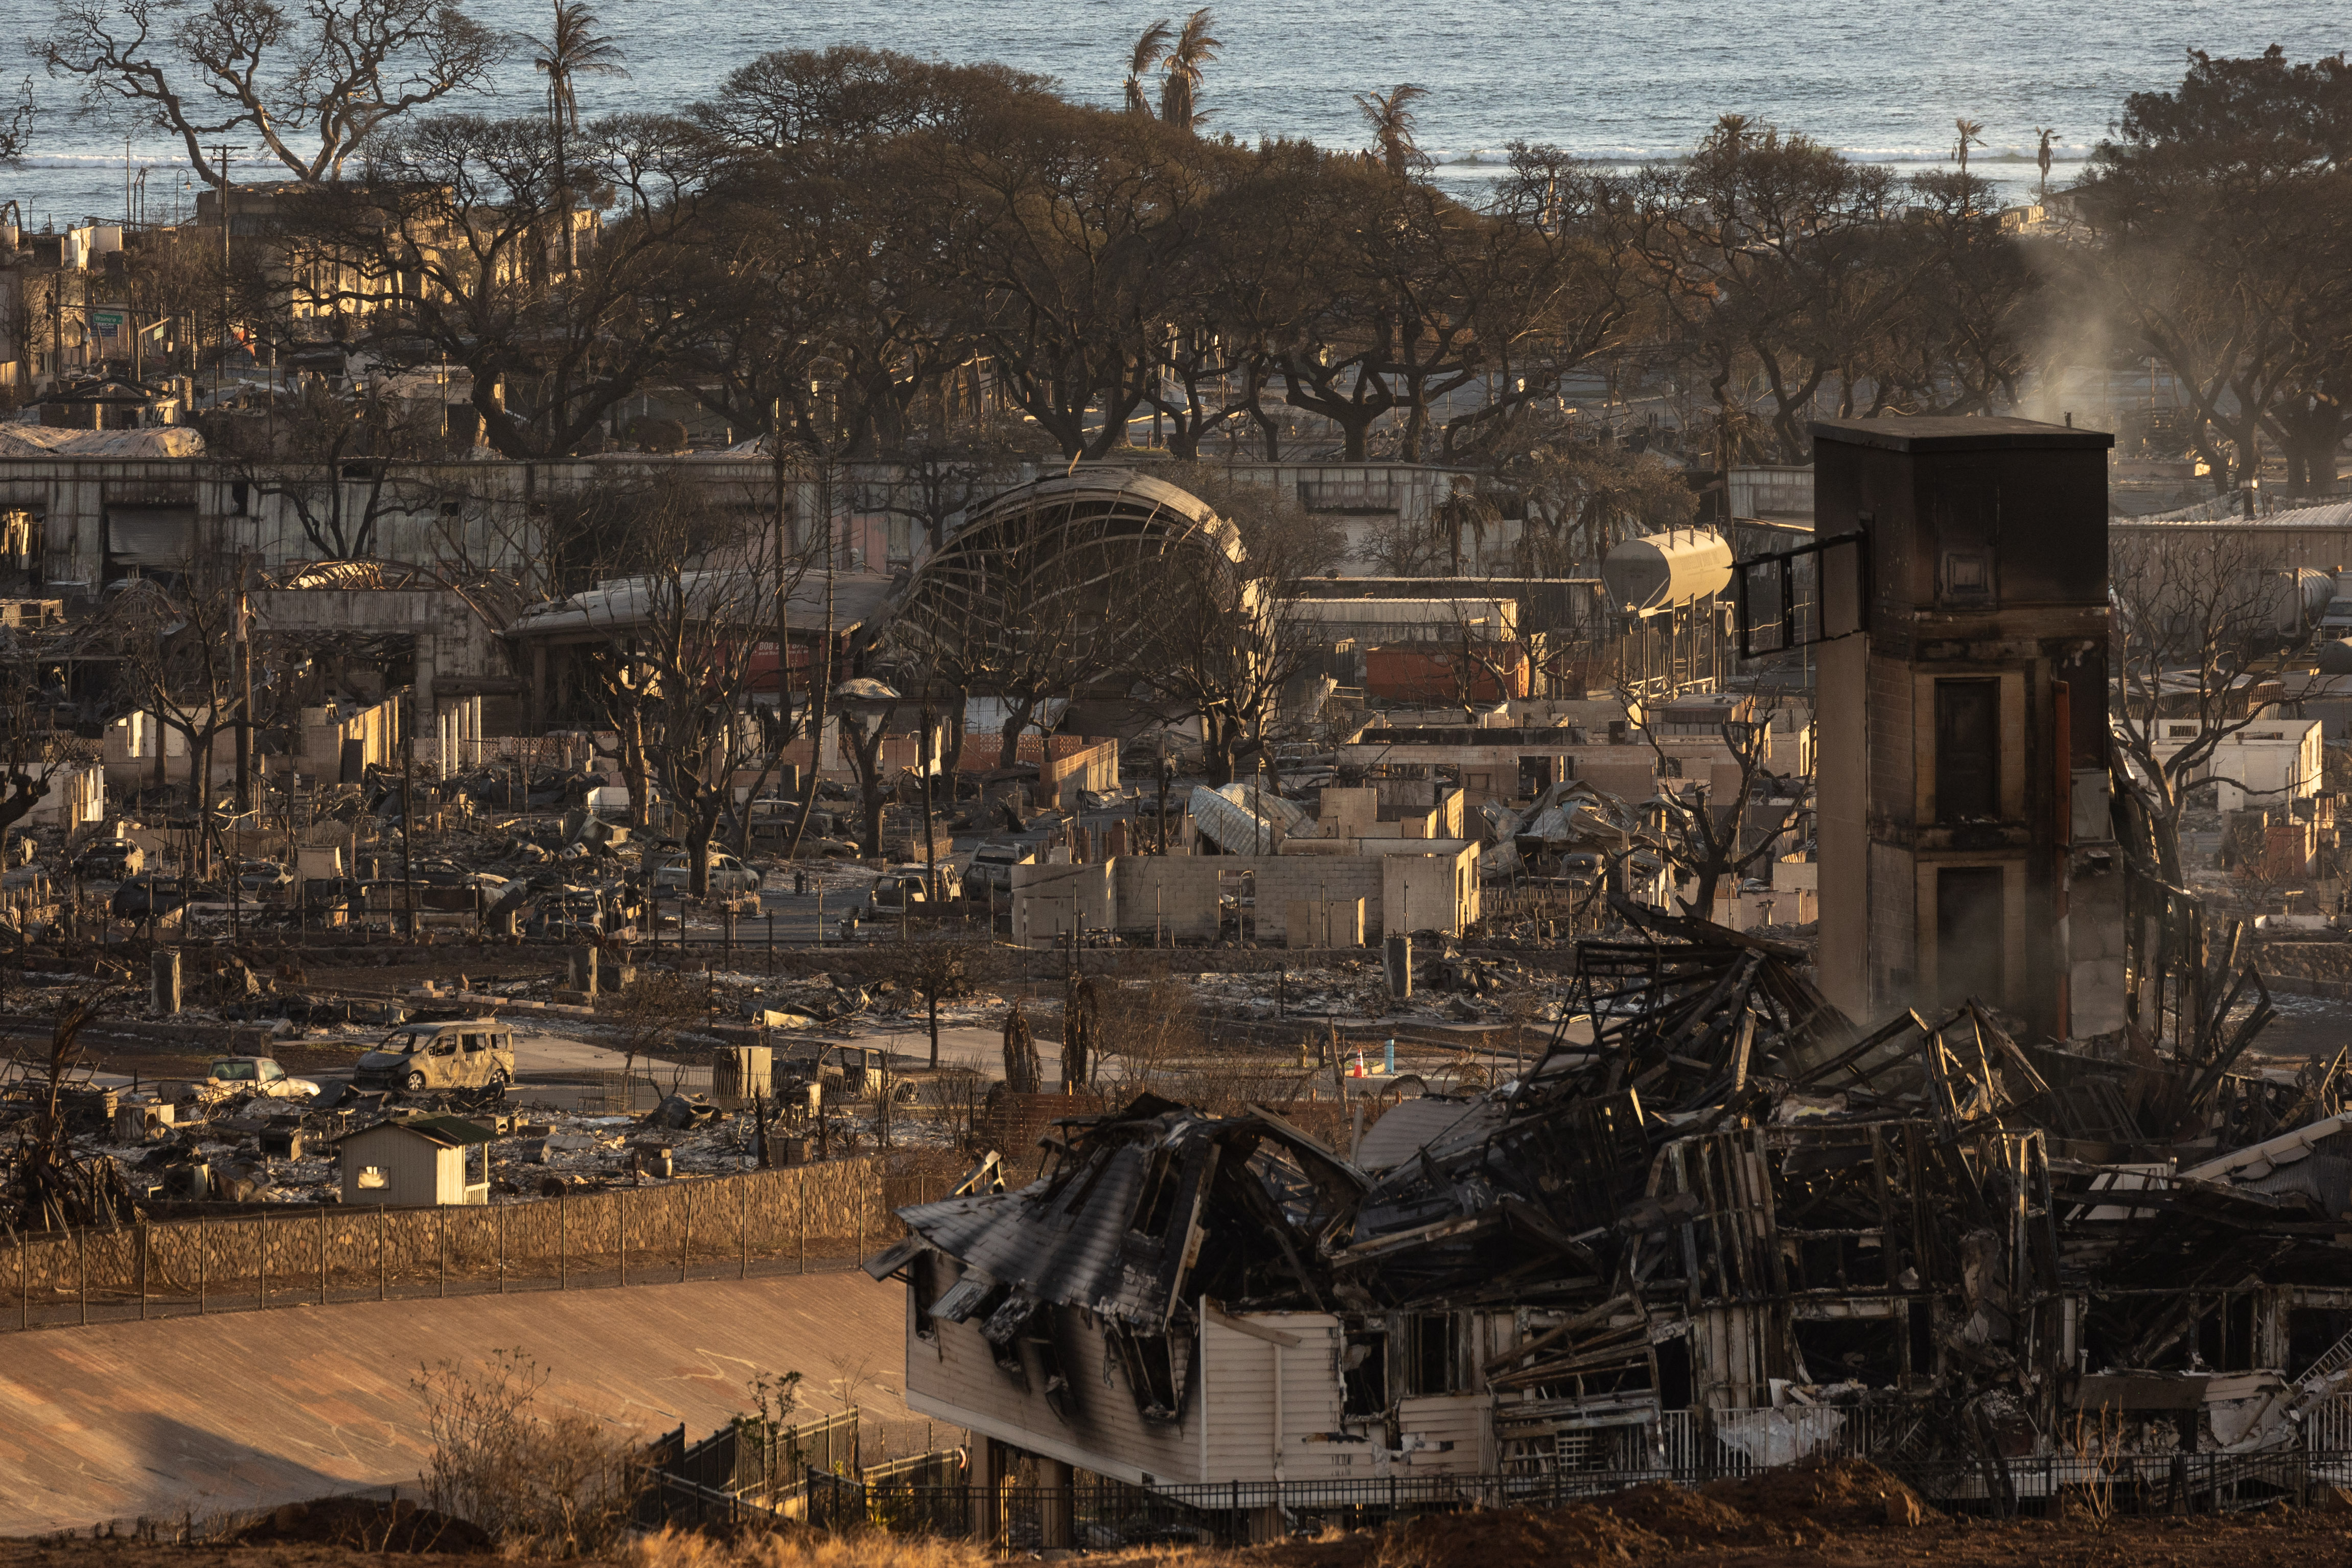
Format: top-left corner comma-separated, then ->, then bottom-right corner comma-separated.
781,1044 -> 914,1104
205,1056 -> 320,1098
352,1019 -> 517,1094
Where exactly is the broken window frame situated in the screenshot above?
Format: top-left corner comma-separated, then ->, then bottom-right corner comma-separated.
1732,532 -> 1868,659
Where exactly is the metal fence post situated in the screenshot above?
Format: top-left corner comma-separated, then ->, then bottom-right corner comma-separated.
498,1205 -> 507,1294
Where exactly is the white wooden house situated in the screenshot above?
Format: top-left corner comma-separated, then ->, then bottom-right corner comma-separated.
337,1115 -> 495,1207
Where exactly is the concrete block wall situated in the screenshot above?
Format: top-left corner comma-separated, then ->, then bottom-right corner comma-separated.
1102,842 -> 1477,943
1380,844 -> 1479,937
1284,898 -> 1365,948
1112,856 -> 1220,940
1012,861 -> 1115,947
1043,739 -> 1119,803
1257,857 -> 1384,942
1320,787 -> 1379,839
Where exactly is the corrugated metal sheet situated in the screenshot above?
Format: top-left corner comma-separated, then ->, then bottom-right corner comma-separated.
0,425 -> 203,458
1353,1099 -> 1505,1173
105,504 -> 196,563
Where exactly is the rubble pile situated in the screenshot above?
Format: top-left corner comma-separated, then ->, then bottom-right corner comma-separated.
881,902 -> 2352,1491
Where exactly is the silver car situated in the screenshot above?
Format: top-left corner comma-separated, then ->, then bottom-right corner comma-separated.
353,1020 -> 516,1094
650,852 -> 764,896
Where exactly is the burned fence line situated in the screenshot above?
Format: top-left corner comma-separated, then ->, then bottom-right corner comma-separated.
0,1157 -> 942,1332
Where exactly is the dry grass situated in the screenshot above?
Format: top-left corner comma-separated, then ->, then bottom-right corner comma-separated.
622,1529 -> 1000,1568
412,1349 -> 649,1558
621,1529 -> 1224,1568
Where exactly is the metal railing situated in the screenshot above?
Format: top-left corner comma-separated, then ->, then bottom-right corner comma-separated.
642,1408 -> 865,1526
801,1443 -> 2352,1550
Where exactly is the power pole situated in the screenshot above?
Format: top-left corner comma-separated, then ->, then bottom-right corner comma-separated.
235,567 -> 253,814
212,144 -> 243,405
773,398 -> 792,824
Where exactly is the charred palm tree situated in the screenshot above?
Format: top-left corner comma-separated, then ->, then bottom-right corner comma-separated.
1158,9 -> 1220,132
1953,117 -> 1987,217
1354,82 -> 1431,177
1124,18 -> 1173,117
525,0 -> 628,268
1953,117 -> 1986,175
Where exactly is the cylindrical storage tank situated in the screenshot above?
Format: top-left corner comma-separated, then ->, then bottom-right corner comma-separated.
2246,567 -> 2338,637
2294,567 -> 2336,627
1602,529 -> 1735,616
2318,638 -> 2352,676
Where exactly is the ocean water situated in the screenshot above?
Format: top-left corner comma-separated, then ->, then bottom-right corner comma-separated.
2,0 -> 2342,229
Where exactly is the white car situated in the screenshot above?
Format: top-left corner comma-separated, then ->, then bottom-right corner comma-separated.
206,1056 -> 321,1098
650,852 -> 764,897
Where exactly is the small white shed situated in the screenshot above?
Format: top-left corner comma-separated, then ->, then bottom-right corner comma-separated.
338,1115 -> 495,1207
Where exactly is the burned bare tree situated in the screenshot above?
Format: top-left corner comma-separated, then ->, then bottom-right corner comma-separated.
1126,542 -> 1307,787
1000,1002 -> 1042,1094
2110,527 -> 2320,1048
106,559 -> 252,868
0,78 -> 33,164
36,0 -> 503,189
9,994 -> 137,1232
1623,695 -> 1808,924
198,382 -> 457,561
891,935 -> 979,1070
567,471 -> 814,896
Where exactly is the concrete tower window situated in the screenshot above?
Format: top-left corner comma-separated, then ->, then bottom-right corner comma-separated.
1934,679 -> 2001,821
1936,866 -> 2004,1007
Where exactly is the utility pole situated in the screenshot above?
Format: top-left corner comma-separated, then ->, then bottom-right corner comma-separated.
212,144 -> 243,406
235,566 -> 253,814
773,397 -> 793,828
402,722 -> 420,941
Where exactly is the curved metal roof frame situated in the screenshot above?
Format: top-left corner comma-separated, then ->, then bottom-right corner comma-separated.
885,469 -> 1243,668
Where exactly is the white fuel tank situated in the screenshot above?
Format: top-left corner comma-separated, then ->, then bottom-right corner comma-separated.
1601,529 -> 1735,617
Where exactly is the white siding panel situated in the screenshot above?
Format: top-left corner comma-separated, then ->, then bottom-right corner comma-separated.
901,1297 -> 1367,1487
903,1292 -> 1207,1485
1396,1393 -> 1491,1474
1200,1313 -> 1356,1482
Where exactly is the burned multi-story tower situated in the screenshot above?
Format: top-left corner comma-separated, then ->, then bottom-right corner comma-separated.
1811,417 -> 2123,1040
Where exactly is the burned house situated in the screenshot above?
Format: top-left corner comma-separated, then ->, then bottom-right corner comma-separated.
873,910 -> 2352,1504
